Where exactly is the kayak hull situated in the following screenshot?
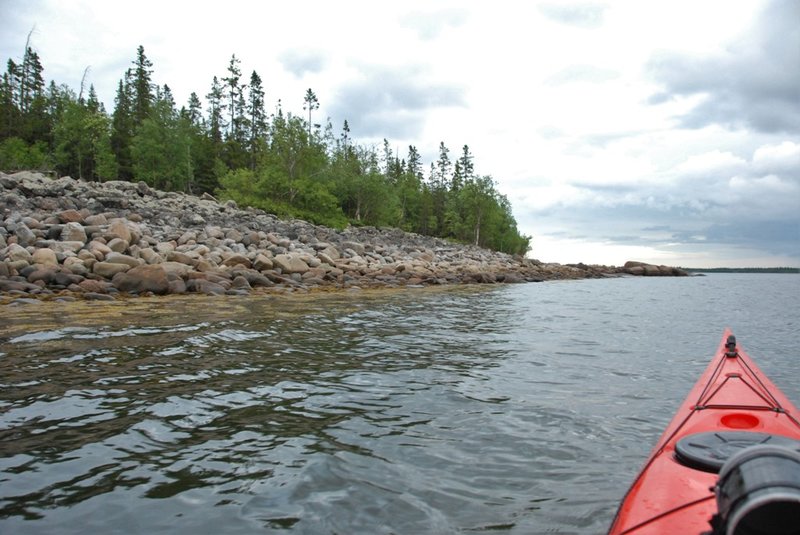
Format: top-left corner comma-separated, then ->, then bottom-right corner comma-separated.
608,329 -> 800,534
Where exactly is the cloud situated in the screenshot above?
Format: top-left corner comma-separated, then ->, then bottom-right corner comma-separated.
545,64 -> 619,86
278,48 -> 327,78
675,150 -> 746,177
327,64 -> 467,139
519,137 -> 800,265
400,7 -> 469,40
537,2 -> 607,29
752,141 -> 800,176
647,0 -> 800,134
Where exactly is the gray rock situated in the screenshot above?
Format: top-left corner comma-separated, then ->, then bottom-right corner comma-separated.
107,238 -> 129,253
105,252 -> 143,268
273,253 -> 310,274
60,222 -> 87,243
93,261 -> 131,278
3,243 -> 32,263
253,254 -> 273,271
15,223 -> 37,246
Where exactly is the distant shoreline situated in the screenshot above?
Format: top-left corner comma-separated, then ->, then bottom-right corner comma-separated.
683,267 -> 799,274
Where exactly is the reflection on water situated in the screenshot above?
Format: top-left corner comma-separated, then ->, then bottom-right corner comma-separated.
1,276 -> 798,533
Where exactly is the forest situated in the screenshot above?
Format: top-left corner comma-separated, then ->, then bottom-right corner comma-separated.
0,43 -> 530,255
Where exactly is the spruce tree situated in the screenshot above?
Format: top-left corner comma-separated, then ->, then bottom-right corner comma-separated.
132,45 -> 153,126
222,54 -> 242,139
247,71 -> 267,169
111,71 -> 135,179
302,88 -> 319,139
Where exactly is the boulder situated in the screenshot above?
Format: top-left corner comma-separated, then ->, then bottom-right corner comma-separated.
160,261 -> 194,277
139,248 -> 163,264
15,223 -> 37,246
222,253 -> 251,268
60,222 -> 87,243
58,209 -> 85,223
93,261 -> 131,278
32,247 -> 58,266
273,253 -> 310,274
253,253 -> 274,271
166,250 -> 196,266
107,219 -> 132,243
186,278 -> 227,295
40,240 -> 85,254
107,238 -> 129,253
78,279 -> 111,293
231,275 -> 252,290
3,243 -> 32,263
105,252 -> 143,268
112,264 -> 170,295
84,214 -> 108,226
63,257 -> 89,276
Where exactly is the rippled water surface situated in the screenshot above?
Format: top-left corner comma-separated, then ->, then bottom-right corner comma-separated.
1,274 -> 799,534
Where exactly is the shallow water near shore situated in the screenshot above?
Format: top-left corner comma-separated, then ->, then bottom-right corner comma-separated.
1,274 -> 798,534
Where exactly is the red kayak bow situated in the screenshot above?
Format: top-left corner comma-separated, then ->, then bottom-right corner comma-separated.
608,329 -> 800,534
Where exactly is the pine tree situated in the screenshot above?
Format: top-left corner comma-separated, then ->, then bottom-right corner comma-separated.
246,70 -> 267,169
341,120 -> 351,159
19,46 -> 44,115
206,76 -> 226,148
303,88 -> 319,139
186,92 -> 203,127
222,54 -> 242,139
111,71 -> 135,179
452,144 -> 474,191
132,45 -> 153,126
0,61 -> 20,139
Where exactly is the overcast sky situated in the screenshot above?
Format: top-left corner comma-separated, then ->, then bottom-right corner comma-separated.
2,0 -> 798,267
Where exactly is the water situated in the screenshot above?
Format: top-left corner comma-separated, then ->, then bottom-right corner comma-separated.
1,274 -> 798,534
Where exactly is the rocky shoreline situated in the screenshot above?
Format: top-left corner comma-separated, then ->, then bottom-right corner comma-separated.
0,171 -> 687,304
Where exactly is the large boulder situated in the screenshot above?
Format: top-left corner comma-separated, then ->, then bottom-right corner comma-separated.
107,219 -> 132,243
3,243 -> 32,264
113,264 -> 170,295
60,222 -> 87,243
93,261 -> 131,278
31,247 -> 58,266
273,253 -> 310,274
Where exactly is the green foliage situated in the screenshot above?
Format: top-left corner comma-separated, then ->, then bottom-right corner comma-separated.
0,137 -> 49,170
131,94 -> 191,190
217,167 -> 347,229
52,92 -> 117,180
1,39 -> 532,255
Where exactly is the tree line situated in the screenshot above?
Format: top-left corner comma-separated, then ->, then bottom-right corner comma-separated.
0,41 -> 530,255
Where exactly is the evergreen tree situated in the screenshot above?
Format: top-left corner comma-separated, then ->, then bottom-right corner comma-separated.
111,71 -> 135,179
431,141 -> 452,235
18,46 -> 45,115
246,71 -> 267,169
302,88 -> 319,139
186,91 -> 203,127
0,61 -> 21,139
132,45 -> 153,125
206,75 -> 226,147
222,54 -> 242,139
452,144 -> 474,192
340,120 -> 352,159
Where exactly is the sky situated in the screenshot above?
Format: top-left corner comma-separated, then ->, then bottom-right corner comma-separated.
1,0 -> 798,268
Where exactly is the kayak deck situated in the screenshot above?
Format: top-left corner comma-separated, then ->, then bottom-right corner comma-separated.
608,330 -> 800,534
